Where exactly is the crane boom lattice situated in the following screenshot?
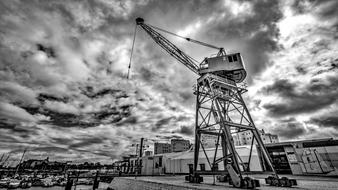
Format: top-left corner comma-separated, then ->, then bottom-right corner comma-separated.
136,18 -> 199,74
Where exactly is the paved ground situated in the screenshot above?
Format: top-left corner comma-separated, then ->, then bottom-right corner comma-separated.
130,174 -> 338,190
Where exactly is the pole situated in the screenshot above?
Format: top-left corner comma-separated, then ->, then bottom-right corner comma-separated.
139,138 -> 144,157
93,170 -> 99,190
14,149 -> 27,177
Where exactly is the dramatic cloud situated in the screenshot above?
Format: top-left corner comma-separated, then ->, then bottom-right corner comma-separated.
176,125 -> 194,136
270,118 -> 307,139
247,0 -> 338,141
1,0 -> 338,164
261,77 -> 338,116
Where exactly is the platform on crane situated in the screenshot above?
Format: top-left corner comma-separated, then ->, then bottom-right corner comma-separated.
199,53 -> 247,83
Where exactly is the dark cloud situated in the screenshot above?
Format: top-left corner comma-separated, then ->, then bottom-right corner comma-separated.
36,44 -> 56,58
38,93 -> 68,103
197,0 -> 283,80
262,78 -> 338,117
312,0 -> 338,20
272,119 -> 306,139
310,115 -> 338,130
176,125 -> 194,136
155,134 -> 183,140
152,117 -> 174,132
51,137 -> 74,145
0,120 -> 33,134
291,0 -> 338,18
295,66 -> 307,75
82,88 -> 126,99
69,137 -> 104,149
310,39 -> 330,55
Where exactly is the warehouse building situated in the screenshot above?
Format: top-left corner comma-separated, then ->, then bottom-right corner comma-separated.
127,145 -> 262,175
265,138 -> 338,175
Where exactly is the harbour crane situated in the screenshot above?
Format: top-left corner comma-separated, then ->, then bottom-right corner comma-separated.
131,17 -> 297,188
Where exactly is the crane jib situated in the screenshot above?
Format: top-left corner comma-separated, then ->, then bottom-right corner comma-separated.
137,21 -> 200,75
134,17 -> 247,83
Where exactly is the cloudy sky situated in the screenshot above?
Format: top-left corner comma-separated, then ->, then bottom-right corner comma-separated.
0,0 -> 337,164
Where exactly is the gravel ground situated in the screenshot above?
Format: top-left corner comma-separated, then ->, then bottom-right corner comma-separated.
129,174 -> 338,190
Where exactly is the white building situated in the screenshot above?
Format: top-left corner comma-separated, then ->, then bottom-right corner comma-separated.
233,129 -> 279,146
171,139 -> 190,152
129,145 -> 263,175
154,142 -> 172,154
154,139 -> 191,154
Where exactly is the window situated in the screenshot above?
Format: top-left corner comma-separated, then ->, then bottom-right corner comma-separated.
188,164 -> 193,174
228,56 -> 233,62
200,164 -> 205,171
212,163 -> 219,171
159,157 -> 162,167
233,55 -> 238,61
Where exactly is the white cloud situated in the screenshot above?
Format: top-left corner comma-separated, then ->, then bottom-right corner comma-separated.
0,81 -> 38,105
247,0 -> 338,140
44,101 -> 79,115
0,102 -> 37,123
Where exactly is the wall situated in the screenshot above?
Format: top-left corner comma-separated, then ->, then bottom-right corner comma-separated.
275,143 -> 338,175
295,146 -> 336,174
284,146 -> 303,175
164,146 -> 262,174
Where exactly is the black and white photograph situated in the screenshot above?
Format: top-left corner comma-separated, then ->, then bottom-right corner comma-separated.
0,0 -> 338,189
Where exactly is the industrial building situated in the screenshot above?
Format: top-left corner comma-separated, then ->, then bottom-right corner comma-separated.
116,145 -> 262,175
154,142 -> 172,155
171,139 -> 190,152
154,139 -> 191,154
201,129 -> 279,148
265,138 -> 338,175
233,129 -> 279,146
114,138 -> 338,177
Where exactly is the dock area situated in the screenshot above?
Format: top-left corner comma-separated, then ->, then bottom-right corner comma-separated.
108,175 -> 338,190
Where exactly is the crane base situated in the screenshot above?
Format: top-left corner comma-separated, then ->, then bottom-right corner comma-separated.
185,174 -> 203,183
217,175 -> 260,189
241,177 -> 260,189
265,176 -> 297,187
217,175 -> 231,182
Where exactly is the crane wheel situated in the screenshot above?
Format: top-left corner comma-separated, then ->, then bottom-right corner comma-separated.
242,177 -> 260,189
265,176 -> 297,187
185,174 -> 203,183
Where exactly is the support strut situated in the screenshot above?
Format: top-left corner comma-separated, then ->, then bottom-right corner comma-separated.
185,74 -> 297,188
